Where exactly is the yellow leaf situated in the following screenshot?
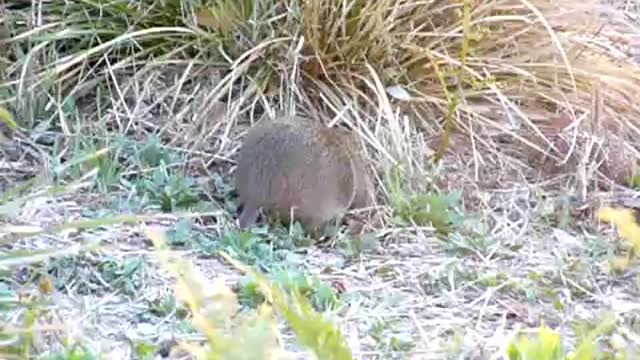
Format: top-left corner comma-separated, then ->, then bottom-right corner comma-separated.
597,207 -> 640,252
194,8 -> 218,29
174,278 -> 199,311
0,106 -> 16,131
176,341 -> 207,359
611,255 -> 630,272
38,276 -> 54,295
208,277 -> 238,317
257,303 -> 274,319
538,324 -> 561,350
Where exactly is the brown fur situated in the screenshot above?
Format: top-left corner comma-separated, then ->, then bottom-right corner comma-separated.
235,116 -> 373,233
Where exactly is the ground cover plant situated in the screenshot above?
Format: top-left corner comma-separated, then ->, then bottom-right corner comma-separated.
2,0 -> 640,358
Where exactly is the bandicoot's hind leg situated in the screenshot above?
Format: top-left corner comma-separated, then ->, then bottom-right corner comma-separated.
237,203 -> 260,229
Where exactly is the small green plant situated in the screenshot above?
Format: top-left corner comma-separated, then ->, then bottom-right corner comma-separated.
125,135 -> 178,169
60,135 -> 183,197
269,268 -> 339,311
131,340 -> 156,360
277,290 -> 353,360
56,137 -> 122,192
163,219 -> 220,253
369,318 -> 416,358
236,277 -> 266,308
497,315 -> 617,360
624,161 -> 640,189
627,175 -> 640,189
386,166 -> 465,235
214,229 -> 299,271
444,217 -> 494,257
148,292 -> 189,319
43,341 -> 101,360
216,230 -> 280,269
42,255 -> 143,296
131,165 -> 201,213
219,234 -> 340,311
339,231 -> 379,258
164,219 -> 198,247
164,221 -> 300,270
209,171 -> 241,214
97,257 -> 145,296
535,193 -> 575,229
264,220 -> 312,248
505,325 -> 567,360
419,259 -> 478,293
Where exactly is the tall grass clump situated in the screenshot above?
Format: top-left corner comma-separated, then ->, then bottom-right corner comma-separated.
1,0 -> 639,180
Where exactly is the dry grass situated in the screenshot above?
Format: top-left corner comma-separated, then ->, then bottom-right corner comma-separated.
2,0 -> 640,359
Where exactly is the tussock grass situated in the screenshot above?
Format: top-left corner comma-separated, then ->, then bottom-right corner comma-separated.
2,0 -> 639,174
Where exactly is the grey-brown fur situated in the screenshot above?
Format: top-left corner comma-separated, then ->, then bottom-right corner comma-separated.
235,116 -> 373,232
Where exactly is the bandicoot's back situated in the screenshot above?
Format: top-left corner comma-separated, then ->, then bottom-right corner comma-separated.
235,117 -> 372,231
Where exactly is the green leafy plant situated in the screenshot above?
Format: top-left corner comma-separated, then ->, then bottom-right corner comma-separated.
43,341 -> 101,360
131,340 -> 157,360
339,231 -> 379,258
148,292 -> 189,319
126,135 -> 178,169
262,268 -> 339,311
505,325 -> 567,360
97,257 -> 145,295
387,166 -> 465,235
498,315 -> 616,360
216,230 -> 282,269
369,318 -> 416,357
132,165 -> 201,213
